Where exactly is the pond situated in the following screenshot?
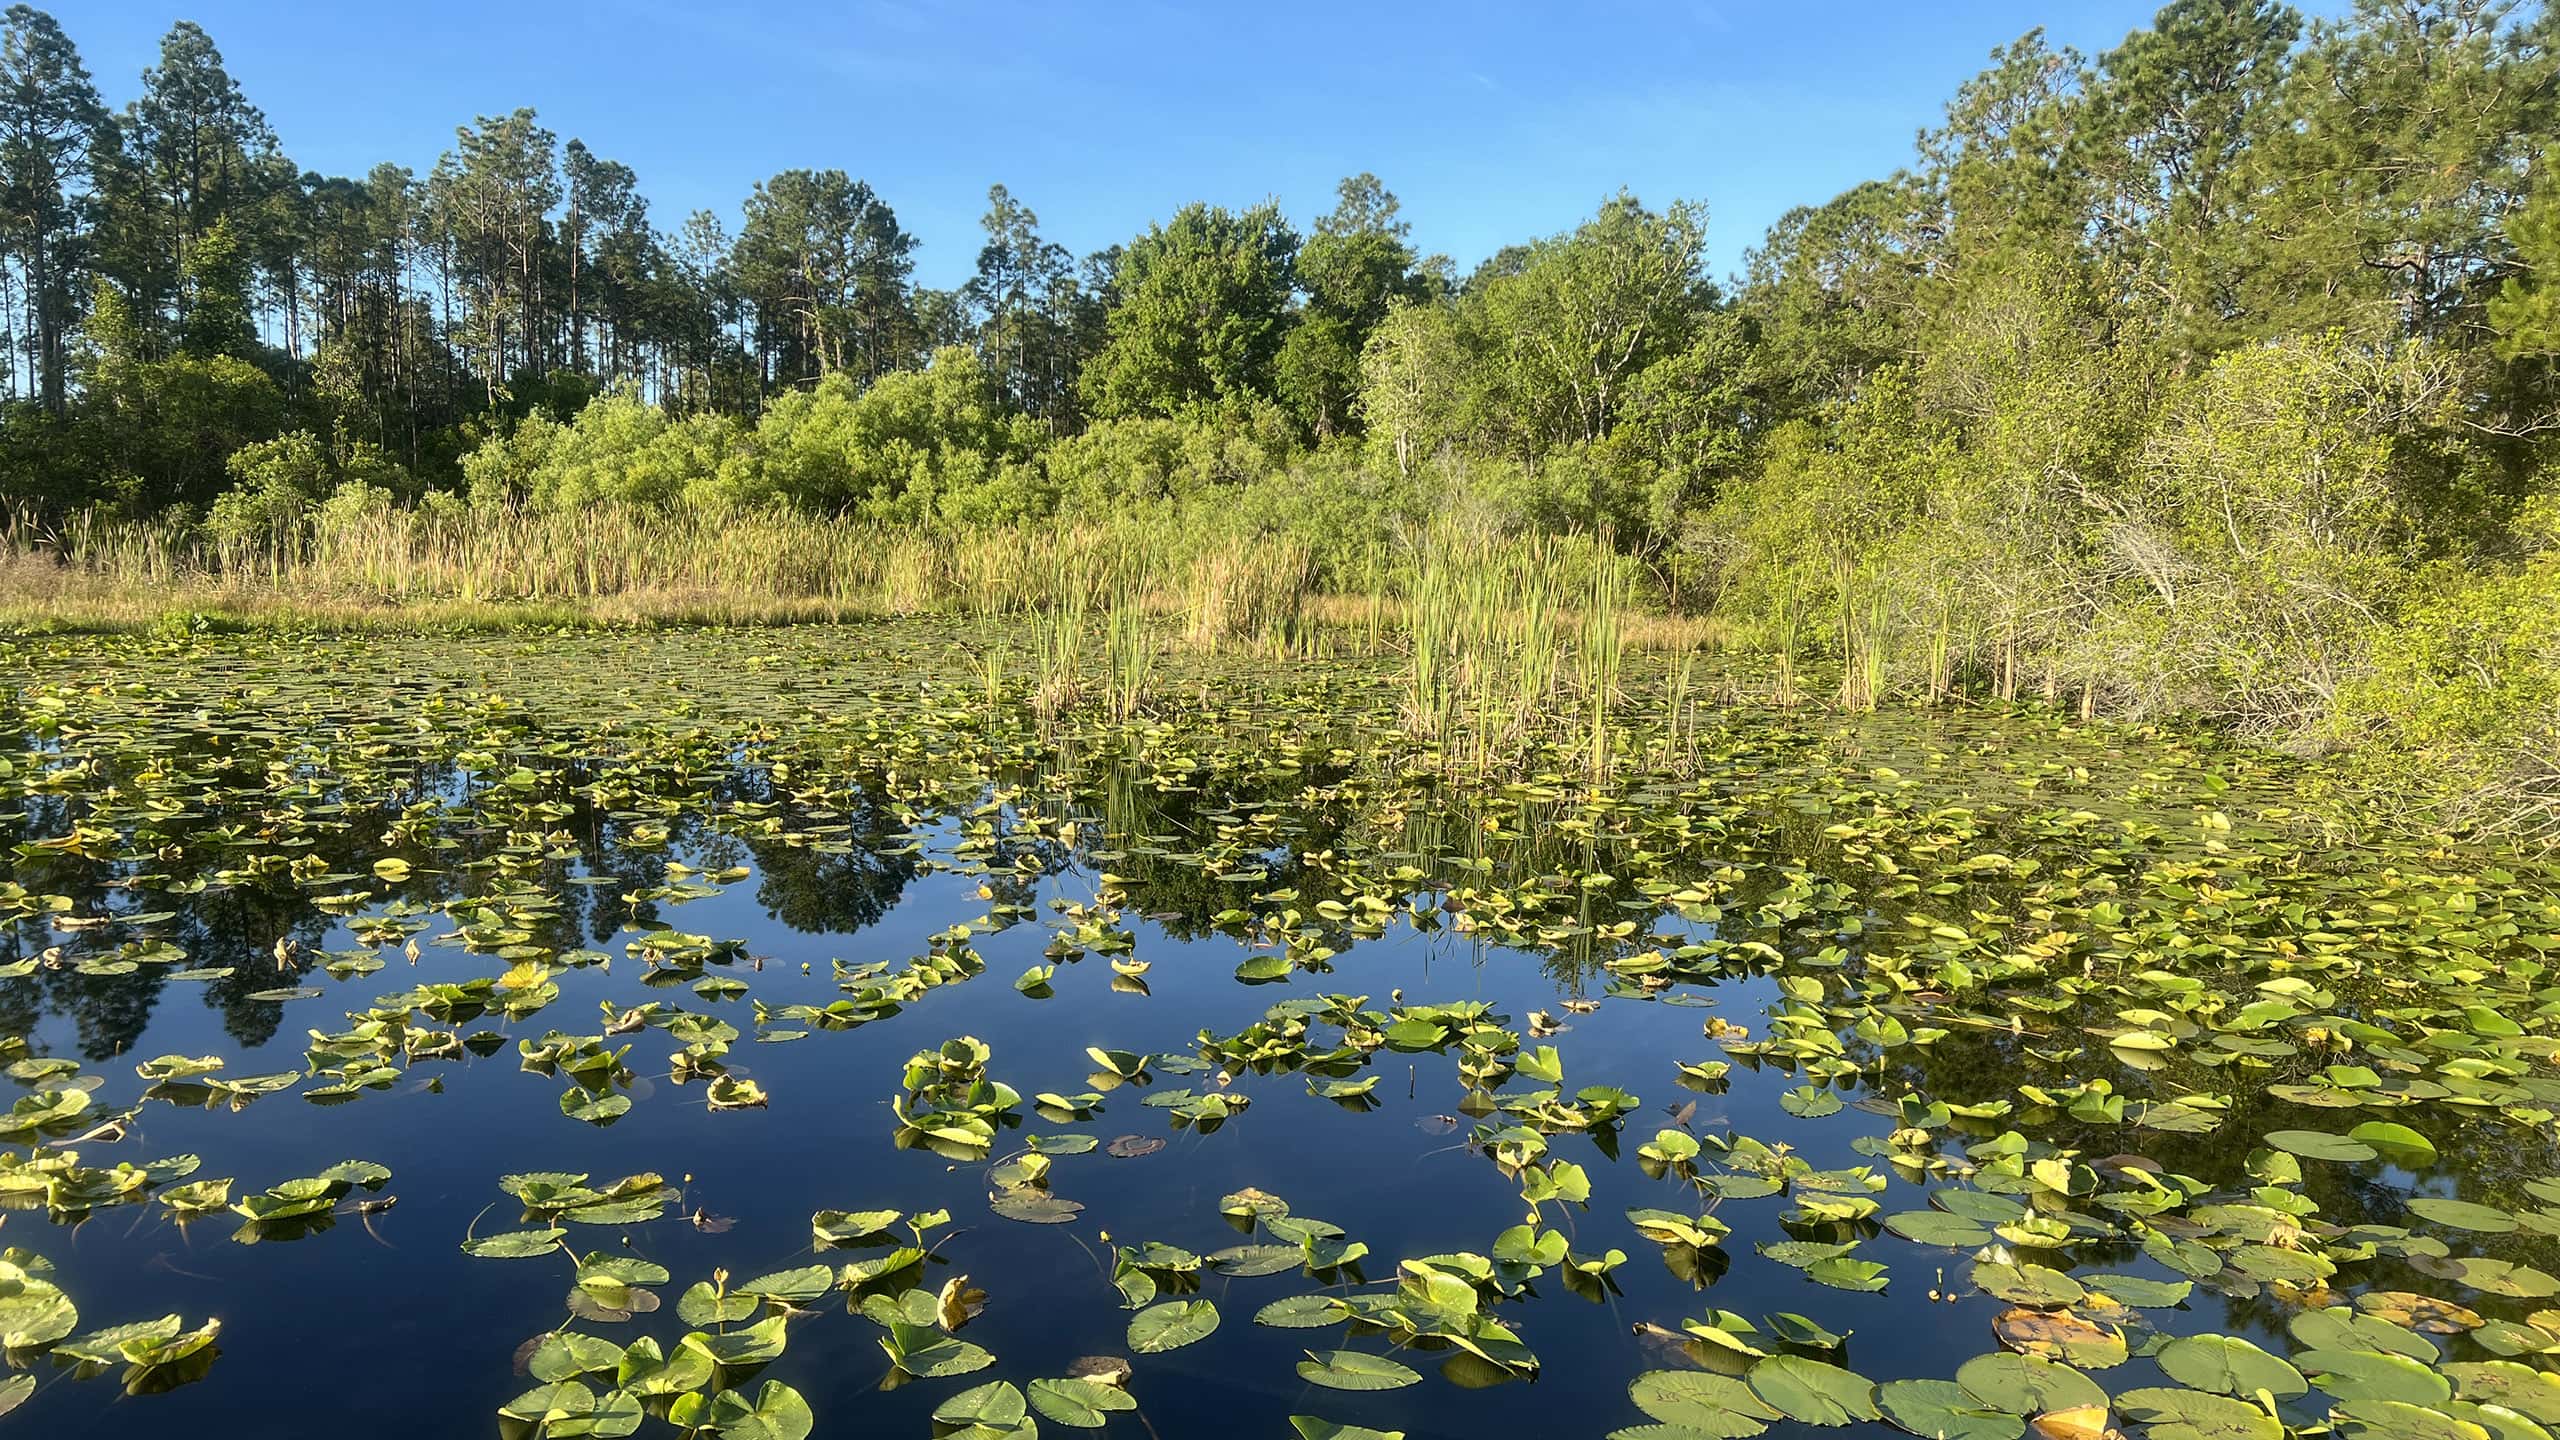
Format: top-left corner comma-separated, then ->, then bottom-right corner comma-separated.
3,622 -> 2558,1440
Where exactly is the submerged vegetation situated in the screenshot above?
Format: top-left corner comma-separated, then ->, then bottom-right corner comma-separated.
2,622 -> 2560,1439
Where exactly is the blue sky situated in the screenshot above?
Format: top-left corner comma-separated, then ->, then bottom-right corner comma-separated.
72,1 -> 2226,289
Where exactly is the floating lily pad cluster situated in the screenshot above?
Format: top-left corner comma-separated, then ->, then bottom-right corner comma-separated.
0,1245 -> 221,1415
1,625 -> 2558,1438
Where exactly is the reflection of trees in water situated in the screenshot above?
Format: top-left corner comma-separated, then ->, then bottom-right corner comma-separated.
1080,762 -> 1350,943
174,887 -> 343,1052
1863,1009 -> 2560,1265
0,730 -> 970,1057
742,830 -> 922,936
5,863 -> 350,1058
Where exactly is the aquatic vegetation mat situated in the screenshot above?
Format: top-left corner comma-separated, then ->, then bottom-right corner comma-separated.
2,623 -> 2558,1439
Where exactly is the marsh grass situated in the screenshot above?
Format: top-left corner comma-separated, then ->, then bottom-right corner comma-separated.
1388,522 -> 1674,776
1179,539 -> 1313,655
1030,584 -> 1089,721
3,501 -> 1738,775
1104,592 -> 1155,723
1577,558 -> 1624,778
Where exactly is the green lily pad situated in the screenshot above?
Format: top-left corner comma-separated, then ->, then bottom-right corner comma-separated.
1290,1421 -> 1405,1440
1874,1378 -> 2021,1440
2409,1198 -> 2520,1234
1298,1350 -> 1422,1391
1956,1353 -> 2107,1416
2289,1307 -> 2439,1360
1974,1262 -> 2086,1307
2113,1387 -> 2282,1440
2447,1362 -> 2560,1424
2302,1348 -> 2456,1406
2155,1334 -> 2307,1398
462,1228 -> 566,1258
1747,1355 -> 1879,1426
1629,1370 -> 1782,1436
2265,1130 -> 2376,1162
1028,1377 -> 1138,1427
705,1381 -> 813,1440
1128,1299 -> 1219,1353
934,1381 -> 1029,1428
2347,1122 -> 2439,1162
2332,1399 -> 2497,1440
1257,1294 -> 1351,1329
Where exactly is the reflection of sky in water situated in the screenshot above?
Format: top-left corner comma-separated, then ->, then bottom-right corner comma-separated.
1,629 -> 2548,1439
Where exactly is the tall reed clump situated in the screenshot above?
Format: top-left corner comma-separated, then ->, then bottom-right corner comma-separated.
1924,582 -> 1957,704
1392,519 -> 1653,775
978,638 -> 1010,739
1838,576 -> 1891,714
1577,555 -> 1625,780
1030,582 -> 1089,723
1403,533 -> 1463,744
1660,643 -> 1701,771
1183,537 -> 1314,654
1103,592 -> 1155,724
1769,585 -> 1802,709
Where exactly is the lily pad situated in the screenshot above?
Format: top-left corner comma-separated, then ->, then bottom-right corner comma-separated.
1747,1355 -> 1879,1426
1629,1370 -> 1782,1436
1028,1377 -> 1138,1427
1958,1354 -> 2107,1416
1128,1299 -> 1218,1353
1298,1350 -> 1423,1391
1876,1378 -> 2021,1440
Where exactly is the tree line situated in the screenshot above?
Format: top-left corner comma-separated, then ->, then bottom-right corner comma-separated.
5,1 -> 2560,830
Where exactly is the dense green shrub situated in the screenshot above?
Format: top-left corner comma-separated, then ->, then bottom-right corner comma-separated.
1046,405 -> 1297,514
2337,499 -> 2560,839
744,349 -> 1045,522
207,429 -> 419,547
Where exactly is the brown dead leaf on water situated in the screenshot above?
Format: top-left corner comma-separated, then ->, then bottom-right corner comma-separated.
1993,1306 -> 2127,1367
1067,1355 -> 1133,1386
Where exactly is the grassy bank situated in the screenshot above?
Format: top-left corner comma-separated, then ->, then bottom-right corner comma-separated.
9,493 -> 2553,846
0,500 -> 1727,653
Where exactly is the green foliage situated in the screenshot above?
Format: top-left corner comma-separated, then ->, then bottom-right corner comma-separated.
1046,407 -> 1295,514
732,167 -> 919,386
2338,505 -> 2560,841
1279,174 -> 1437,438
207,430 -> 331,543
207,427 -> 417,545
74,353 -> 291,511
510,391 -> 743,510
2493,175 -> 2560,362
1353,193 -> 1740,548
747,347 -> 1043,522
459,349 -> 1044,524
178,215 -> 258,359
1460,194 -> 1711,453
2,0 -> 2558,841
1081,201 -> 1299,419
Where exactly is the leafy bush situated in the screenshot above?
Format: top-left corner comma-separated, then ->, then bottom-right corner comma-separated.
1046,405 -> 1296,515
745,349 -> 1045,522
208,430 -> 421,547
2337,499 -> 2560,840
207,432 -> 335,545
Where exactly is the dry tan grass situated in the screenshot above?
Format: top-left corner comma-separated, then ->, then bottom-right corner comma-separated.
0,502 -> 1728,652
